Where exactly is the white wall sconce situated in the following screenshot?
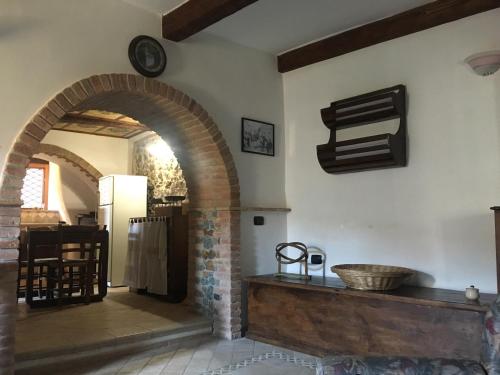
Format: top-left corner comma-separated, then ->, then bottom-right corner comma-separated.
465,51 -> 500,76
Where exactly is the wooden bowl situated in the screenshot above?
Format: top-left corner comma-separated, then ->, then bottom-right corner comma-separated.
331,264 -> 415,291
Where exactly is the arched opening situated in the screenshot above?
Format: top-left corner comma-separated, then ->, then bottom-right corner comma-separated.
20,144 -> 102,226
37,144 -> 103,184
37,144 -> 103,224
0,74 -> 241,371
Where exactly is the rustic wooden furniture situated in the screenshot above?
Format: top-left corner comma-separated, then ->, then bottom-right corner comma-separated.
25,229 -> 60,306
55,225 -> 101,304
317,85 -> 407,174
24,226 -> 109,307
491,206 -> 500,292
17,227 -> 57,300
246,275 -> 496,360
20,209 -> 60,226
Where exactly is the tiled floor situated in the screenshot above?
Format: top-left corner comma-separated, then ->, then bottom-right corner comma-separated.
16,289 -> 318,374
16,288 -> 210,356
31,337 -> 318,375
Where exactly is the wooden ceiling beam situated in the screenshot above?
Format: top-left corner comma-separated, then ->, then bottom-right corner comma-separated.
61,112 -> 145,128
51,128 -> 143,139
277,0 -> 500,73
162,0 -> 259,42
56,113 -> 150,139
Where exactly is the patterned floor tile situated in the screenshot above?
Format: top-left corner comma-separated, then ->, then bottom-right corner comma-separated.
20,337 -> 317,375
200,351 -> 317,375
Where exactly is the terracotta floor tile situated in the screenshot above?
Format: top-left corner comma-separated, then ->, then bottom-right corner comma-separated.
16,288 -> 208,356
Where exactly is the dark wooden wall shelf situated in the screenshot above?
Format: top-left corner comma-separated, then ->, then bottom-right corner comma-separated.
246,275 -> 495,360
317,85 -> 407,174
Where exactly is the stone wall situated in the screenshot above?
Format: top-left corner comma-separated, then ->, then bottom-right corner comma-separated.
189,209 -> 241,338
0,206 -> 20,373
132,135 -> 187,200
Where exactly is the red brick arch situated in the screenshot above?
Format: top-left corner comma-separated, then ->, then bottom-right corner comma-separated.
37,143 -> 103,186
0,74 -> 241,374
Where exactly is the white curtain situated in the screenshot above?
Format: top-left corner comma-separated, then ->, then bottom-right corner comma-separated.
124,220 -> 168,295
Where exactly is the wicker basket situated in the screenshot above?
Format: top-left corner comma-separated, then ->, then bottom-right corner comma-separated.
331,264 -> 415,291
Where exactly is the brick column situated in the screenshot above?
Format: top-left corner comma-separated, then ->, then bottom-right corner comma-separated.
189,209 -> 241,339
0,205 -> 21,375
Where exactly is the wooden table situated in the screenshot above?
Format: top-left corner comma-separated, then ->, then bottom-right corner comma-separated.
246,275 -> 496,360
19,227 -> 109,307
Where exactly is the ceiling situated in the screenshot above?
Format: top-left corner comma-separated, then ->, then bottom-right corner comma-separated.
53,110 -> 150,139
122,0 -> 184,15
124,0 -> 433,54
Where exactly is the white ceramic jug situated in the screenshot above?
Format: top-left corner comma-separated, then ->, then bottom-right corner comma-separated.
465,285 -> 480,301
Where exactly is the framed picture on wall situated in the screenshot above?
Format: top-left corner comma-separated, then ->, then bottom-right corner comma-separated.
241,118 -> 275,156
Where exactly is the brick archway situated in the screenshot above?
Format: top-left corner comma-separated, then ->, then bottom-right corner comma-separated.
37,143 -> 103,186
0,74 -> 241,374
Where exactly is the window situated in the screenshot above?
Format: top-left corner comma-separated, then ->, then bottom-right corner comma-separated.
21,160 -> 49,209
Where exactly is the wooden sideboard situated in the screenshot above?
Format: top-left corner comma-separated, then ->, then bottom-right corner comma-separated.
246,275 -> 495,360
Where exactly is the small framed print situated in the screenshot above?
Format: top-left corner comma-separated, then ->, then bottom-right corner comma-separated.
241,118 -> 275,156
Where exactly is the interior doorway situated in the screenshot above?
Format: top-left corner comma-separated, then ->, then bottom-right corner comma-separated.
0,74 -> 241,372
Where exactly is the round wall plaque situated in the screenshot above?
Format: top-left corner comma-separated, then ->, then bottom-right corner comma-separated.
128,35 -> 167,77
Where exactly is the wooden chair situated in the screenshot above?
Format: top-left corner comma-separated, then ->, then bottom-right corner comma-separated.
56,225 -> 109,303
25,229 -> 60,306
18,226 -> 59,301
45,225 -> 97,305
25,225 -> 108,307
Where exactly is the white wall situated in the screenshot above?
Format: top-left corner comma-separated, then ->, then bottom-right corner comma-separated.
58,163 -> 98,224
46,162 -> 70,223
284,10 -> 500,292
42,131 -> 130,176
36,157 -> 98,224
240,211 -> 287,327
32,147 -> 100,223
0,0 -> 286,277
240,212 -> 288,278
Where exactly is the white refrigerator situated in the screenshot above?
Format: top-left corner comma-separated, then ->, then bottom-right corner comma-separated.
98,175 -> 148,287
